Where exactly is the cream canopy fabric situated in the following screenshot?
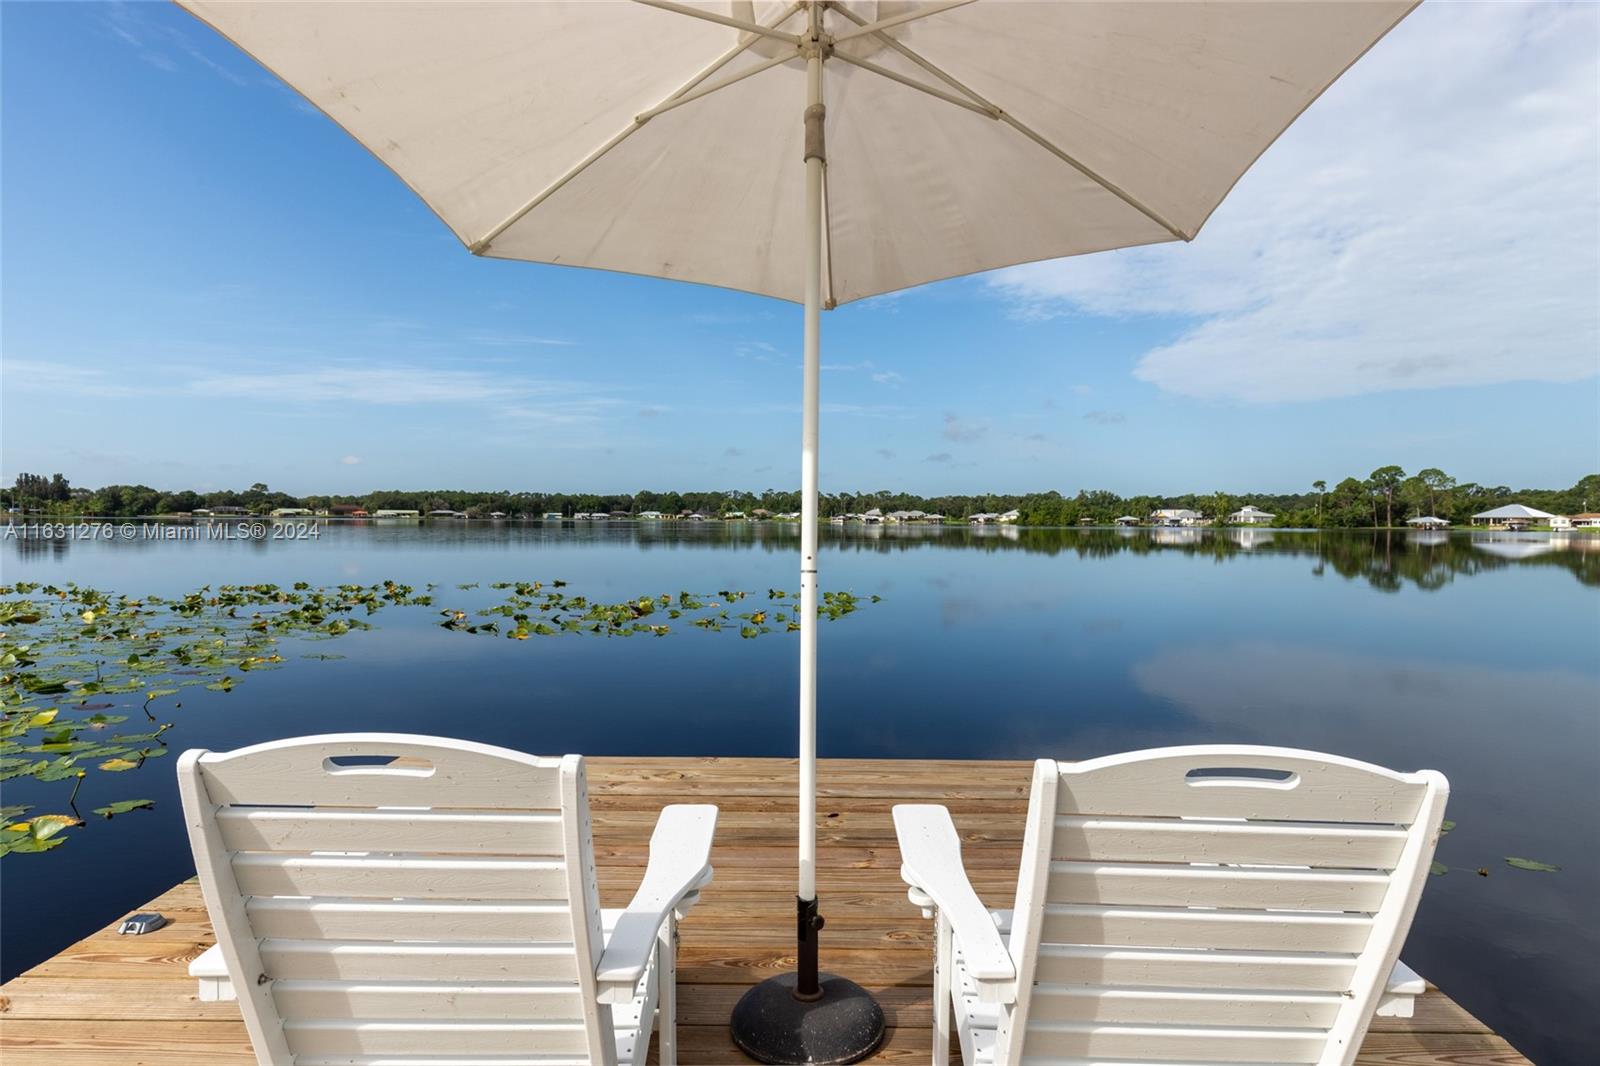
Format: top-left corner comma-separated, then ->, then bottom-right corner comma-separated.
178,1 -> 1414,305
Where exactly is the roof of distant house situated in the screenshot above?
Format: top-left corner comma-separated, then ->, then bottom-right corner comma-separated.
1472,504 -> 1555,519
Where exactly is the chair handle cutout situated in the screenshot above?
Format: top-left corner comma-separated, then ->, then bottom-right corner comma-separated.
322,754 -> 436,777
1185,766 -> 1299,789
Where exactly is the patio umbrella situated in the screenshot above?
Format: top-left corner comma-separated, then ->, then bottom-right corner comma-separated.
177,2 -> 1417,1060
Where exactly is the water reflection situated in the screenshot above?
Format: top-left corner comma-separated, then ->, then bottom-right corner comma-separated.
5,522 -> 1596,588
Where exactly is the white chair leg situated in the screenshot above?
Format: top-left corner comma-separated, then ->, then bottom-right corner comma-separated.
933,910 -> 952,1066
657,918 -> 678,1066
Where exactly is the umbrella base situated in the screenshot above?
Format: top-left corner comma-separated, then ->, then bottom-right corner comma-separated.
729,972 -> 886,1065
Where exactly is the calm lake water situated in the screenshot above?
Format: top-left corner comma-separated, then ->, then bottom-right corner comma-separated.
2,523 -> 1595,1062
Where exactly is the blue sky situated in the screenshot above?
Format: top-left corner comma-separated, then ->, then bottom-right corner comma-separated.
2,1 -> 1596,497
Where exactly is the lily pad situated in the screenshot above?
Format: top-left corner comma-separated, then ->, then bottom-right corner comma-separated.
92,799 -> 154,819
1504,857 -> 1560,872
98,757 -> 139,772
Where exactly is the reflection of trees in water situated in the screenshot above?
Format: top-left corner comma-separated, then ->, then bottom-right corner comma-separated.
6,521 -> 1595,589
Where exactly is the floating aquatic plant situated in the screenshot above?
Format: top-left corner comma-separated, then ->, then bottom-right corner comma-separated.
1,578 -> 879,855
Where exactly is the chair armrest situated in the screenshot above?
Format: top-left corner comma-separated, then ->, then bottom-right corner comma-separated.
892,804 -> 1015,995
1376,960 -> 1426,1018
189,944 -> 236,1002
596,803 -> 717,1002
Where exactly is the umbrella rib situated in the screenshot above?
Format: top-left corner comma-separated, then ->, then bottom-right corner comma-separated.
633,0 -> 802,45
636,50 -> 796,123
829,51 -> 997,119
471,1 -> 805,254
828,2 -> 1190,242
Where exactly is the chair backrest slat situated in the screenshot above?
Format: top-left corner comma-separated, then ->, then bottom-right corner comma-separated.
179,733 -> 616,1065
999,746 -> 1447,1066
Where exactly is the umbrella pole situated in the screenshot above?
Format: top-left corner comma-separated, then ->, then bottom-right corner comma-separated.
729,8 -> 885,1062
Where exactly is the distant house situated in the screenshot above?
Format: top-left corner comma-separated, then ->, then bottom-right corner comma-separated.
372,509 -> 420,519
968,512 -> 998,525
886,510 -> 926,523
1227,505 -> 1275,525
206,505 -> 249,517
427,509 -> 466,519
1114,515 -> 1140,526
829,514 -> 846,525
725,510 -> 747,520
1550,515 -> 1573,531
684,513 -> 708,522
751,509 -> 772,520
321,504 -> 368,518
1569,513 -> 1600,528
1150,508 -> 1201,526
488,511 -> 507,519
923,513 -> 945,523
638,510 -> 664,520
609,510 -> 630,519
861,508 -> 883,525
1406,516 -> 1451,530
270,507 -> 313,518
998,510 -> 1021,524
1077,516 -> 1095,525
1471,504 -> 1555,530
542,512 -> 564,520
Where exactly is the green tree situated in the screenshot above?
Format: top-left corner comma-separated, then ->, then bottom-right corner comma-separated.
1368,466 -> 1406,528
1416,468 -> 1455,516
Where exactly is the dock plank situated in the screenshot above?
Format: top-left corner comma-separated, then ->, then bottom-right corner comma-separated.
0,757 -> 1527,1065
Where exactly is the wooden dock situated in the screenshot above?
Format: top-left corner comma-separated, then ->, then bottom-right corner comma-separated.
0,757 -> 1528,1064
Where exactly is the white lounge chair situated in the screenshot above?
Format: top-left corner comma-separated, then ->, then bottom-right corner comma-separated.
178,733 -> 716,1065
893,746 -> 1448,1066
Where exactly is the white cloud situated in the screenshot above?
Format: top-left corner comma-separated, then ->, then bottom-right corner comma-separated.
987,3 -> 1599,403
942,412 -> 986,443
6,358 -> 621,425
188,366 -> 528,405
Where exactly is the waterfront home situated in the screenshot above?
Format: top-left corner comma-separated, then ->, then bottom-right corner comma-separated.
1078,515 -> 1095,525
1407,516 -> 1452,529
1150,508 -> 1202,526
998,509 -> 1021,524
886,509 -> 927,523
427,509 -> 466,519
317,504 -> 369,518
861,508 -> 884,524
1114,515 -> 1140,526
269,507 -> 313,518
924,513 -> 945,523
969,512 -> 998,525
684,512 -> 708,522
609,510 -> 631,519
1569,513 -> 1600,528
542,511 -> 563,520
751,509 -> 772,520
829,514 -> 846,525
487,511 -> 507,519
372,508 -> 420,518
725,510 -> 748,520
1227,504 -> 1276,525
638,510 -> 664,520
1471,503 -> 1555,529
1550,515 -> 1573,531
202,505 -> 249,518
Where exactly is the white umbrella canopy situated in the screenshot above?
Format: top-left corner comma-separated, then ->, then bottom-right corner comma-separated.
183,0 -> 1412,305
177,2 -> 1416,1061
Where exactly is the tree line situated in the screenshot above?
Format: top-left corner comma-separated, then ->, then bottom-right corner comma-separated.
5,469 -> 1597,528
